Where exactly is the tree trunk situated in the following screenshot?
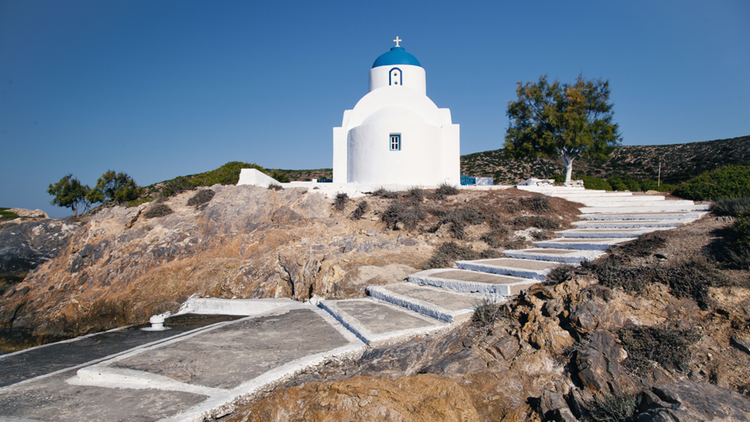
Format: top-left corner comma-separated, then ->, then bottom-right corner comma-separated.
562,153 -> 574,184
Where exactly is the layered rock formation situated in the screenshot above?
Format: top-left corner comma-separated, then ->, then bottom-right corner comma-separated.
0,186 -> 429,344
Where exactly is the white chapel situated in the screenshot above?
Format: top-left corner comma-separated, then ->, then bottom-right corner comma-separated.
332,38 -> 460,186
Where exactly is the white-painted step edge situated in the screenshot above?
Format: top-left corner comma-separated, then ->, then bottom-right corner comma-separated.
408,268 -> 537,297
533,238 -> 635,251
579,204 -> 709,213
578,211 -> 708,221
456,259 -> 556,280
366,285 -> 474,323
503,248 -> 606,263
572,220 -> 689,228
556,228 -> 667,238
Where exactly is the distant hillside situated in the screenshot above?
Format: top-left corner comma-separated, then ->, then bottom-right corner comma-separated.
148,136 -> 749,191
461,135 -> 750,185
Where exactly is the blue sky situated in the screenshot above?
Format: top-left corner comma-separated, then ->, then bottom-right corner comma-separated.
1,0 -> 748,217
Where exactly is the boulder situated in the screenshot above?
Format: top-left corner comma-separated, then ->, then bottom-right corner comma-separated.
0,219 -> 80,287
637,381 -> 750,421
574,330 -> 635,395
7,208 -> 48,219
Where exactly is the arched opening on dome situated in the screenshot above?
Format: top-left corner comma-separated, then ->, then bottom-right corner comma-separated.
389,68 -> 402,86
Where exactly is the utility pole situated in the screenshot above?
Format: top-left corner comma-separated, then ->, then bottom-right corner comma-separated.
658,159 -> 661,187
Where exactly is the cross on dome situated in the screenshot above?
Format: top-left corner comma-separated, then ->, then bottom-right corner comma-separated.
393,36 -> 402,47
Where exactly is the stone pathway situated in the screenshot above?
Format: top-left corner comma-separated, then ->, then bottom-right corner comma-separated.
0,187 -> 708,421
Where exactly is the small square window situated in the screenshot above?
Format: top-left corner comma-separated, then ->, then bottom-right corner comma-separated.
390,134 -> 401,151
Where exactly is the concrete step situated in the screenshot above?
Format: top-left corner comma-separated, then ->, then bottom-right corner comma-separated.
407,268 -> 539,297
578,211 -> 708,221
502,248 -> 606,263
533,237 -> 634,250
575,200 -> 702,208
456,257 -> 561,280
546,192 -> 634,198
572,219 -> 691,229
366,283 -> 477,323
579,203 -> 709,214
517,187 -> 603,194
317,298 -> 448,346
556,227 -> 666,238
555,195 -> 665,202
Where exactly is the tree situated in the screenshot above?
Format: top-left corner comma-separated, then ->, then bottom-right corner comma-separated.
47,174 -> 92,216
504,75 -> 621,184
87,170 -> 144,204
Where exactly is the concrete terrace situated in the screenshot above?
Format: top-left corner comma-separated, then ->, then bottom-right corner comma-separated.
0,186 -> 708,421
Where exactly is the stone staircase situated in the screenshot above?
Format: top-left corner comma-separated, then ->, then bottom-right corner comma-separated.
321,187 -> 709,343
0,187 -> 712,421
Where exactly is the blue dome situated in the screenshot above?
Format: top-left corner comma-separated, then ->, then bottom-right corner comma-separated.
372,47 -> 421,68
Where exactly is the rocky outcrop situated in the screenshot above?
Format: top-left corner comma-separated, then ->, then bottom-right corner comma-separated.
0,186 -> 430,344
638,382 -> 750,421
0,219 -> 80,290
226,216 -> 750,421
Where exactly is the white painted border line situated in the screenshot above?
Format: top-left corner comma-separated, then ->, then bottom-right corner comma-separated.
0,316 -> 248,393
68,366 -> 228,397
159,342 -> 367,422
0,324 -> 133,361
73,302 -> 311,369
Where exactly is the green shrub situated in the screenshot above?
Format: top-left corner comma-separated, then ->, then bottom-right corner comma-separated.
158,162 -> 267,197
161,176 -> 195,197
351,201 -> 368,220
426,241 -> 480,268
270,170 -> 290,183
87,170 -> 144,204
334,193 -> 349,211
143,204 -> 173,219
0,208 -> 20,220
607,177 -> 628,191
727,213 -> 750,269
623,178 -> 641,192
710,197 -> 750,217
579,175 -> 612,191
673,165 -> 750,201
187,189 -> 215,207
190,161 -> 265,186
734,213 -> 750,247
